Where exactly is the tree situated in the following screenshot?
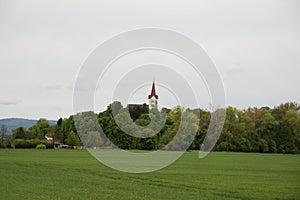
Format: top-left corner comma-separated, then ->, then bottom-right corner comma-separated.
85,131 -> 105,148
276,110 -> 300,153
135,114 -> 151,127
272,102 -> 299,121
65,131 -> 81,147
13,127 -> 26,139
1,124 -> 7,147
111,101 -> 123,116
260,113 -> 278,135
37,118 -> 50,136
258,138 -> 269,153
110,110 -> 137,149
62,116 -> 77,141
11,101 -> 296,152
159,106 -> 182,148
268,140 -> 277,153
193,109 -> 210,150
26,125 -> 42,139
159,106 -> 198,151
57,117 -> 63,126
127,103 -> 148,121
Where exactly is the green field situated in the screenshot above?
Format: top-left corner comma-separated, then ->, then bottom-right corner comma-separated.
0,150 -> 299,200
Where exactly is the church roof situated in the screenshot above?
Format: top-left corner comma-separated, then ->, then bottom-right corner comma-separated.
148,81 -> 158,99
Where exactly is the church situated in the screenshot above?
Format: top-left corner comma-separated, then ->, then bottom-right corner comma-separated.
148,81 -> 158,110
127,81 -> 159,120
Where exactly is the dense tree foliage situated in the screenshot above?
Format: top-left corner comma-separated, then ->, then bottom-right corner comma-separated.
1,102 -> 299,153
65,131 -> 81,147
0,124 -> 7,147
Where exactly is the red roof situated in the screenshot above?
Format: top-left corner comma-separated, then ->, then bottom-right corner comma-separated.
148,81 -> 158,99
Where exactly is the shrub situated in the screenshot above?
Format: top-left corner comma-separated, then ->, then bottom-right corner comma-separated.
13,139 -> 54,149
14,139 -> 26,148
0,140 -> 12,148
216,142 -> 229,151
40,140 -> 54,149
258,138 -> 269,153
268,140 -> 277,153
36,144 -> 46,149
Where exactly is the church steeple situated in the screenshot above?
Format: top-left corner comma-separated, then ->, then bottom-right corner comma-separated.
148,81 -> 158,99
148,81 -> 158,109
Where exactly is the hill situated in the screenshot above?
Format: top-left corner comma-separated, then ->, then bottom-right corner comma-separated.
0,118 -> 56,134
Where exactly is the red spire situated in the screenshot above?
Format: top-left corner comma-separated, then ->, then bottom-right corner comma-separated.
148,81 -> 158,99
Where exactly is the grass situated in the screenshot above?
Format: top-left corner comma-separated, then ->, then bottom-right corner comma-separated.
0,149 -> 299,200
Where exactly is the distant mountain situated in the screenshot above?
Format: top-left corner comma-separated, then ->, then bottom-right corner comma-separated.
0,118 -> 57,134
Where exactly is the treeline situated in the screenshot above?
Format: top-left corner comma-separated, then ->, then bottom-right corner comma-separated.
0,118 -> 80,149
0,102 -> 299,153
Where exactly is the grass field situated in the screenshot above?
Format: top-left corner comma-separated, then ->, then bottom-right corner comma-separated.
0,150 -> 299,200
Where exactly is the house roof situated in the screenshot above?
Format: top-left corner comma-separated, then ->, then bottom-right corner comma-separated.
54,141 -> 61,145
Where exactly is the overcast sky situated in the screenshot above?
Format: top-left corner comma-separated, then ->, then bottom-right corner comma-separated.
0,0 -> 299,120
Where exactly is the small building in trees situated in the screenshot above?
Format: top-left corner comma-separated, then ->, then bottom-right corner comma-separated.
54,141 -> 61,149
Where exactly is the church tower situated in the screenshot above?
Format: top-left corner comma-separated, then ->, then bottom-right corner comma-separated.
148,81 -> 158,109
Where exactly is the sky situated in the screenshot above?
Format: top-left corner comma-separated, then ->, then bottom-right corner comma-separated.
0,0 -> 299,120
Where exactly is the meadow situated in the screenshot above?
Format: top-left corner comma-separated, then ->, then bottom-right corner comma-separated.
0,149 -> 299,200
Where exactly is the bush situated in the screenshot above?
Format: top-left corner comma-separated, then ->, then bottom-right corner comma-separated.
40,140 -> 54,149
36,144 -> 46,149
13,139 -> 53,149
0,140 -> 12,148
258,139 -> 269,153
216,142 -> 229,151
14,139 -> 40,148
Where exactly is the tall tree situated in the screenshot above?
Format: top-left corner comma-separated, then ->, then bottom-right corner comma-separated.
272,102 -> 299,121
1,124 -> 7,146
13,127 -> 26,139
65,131 -> 81,147
26,125 -> 42,139
277,110 -> 300,153
37,118 -> 50,136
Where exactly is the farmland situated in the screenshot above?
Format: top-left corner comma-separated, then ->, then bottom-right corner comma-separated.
0,150 -> 299,200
